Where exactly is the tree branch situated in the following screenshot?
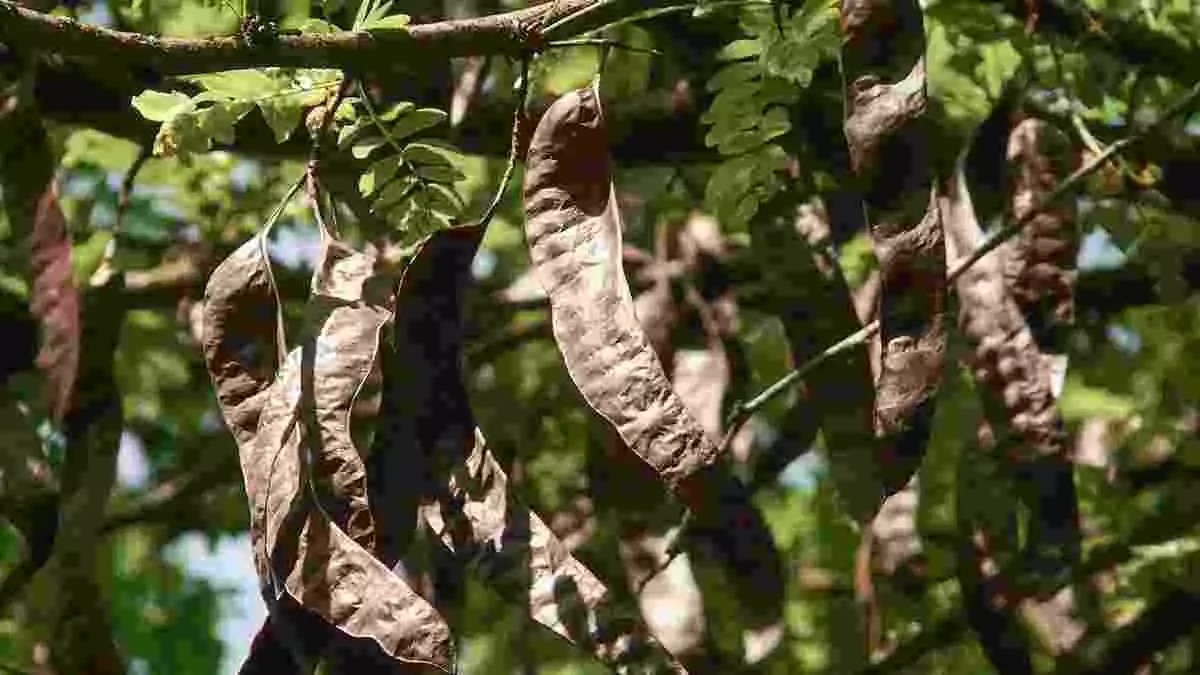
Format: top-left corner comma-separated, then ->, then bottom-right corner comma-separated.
0,0 -> 610,73
101,453 -> 240,533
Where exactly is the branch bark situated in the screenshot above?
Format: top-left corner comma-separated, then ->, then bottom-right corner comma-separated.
0,0 -> 601,73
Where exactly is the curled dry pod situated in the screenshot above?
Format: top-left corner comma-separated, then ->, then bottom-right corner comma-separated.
29,184 -> 81,423
202,227 -> 453,672
302,222 -> 393,550
374,226 -> 684,674
840,0 -> 947,495
523,87 -> 783,635
0,98 -> 79,422
942,168 -> 1083,662
1005,118 -> 1078,351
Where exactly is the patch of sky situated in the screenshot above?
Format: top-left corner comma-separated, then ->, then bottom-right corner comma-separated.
472,247 -> 498,279
779,451 -> 822,491
269,220 -> 322,269
117,430 -> 150,489
166,533 -> 264,675
1106,323 -> 1142,354
80,1 -> 114,27
1078,226 -> 1128,270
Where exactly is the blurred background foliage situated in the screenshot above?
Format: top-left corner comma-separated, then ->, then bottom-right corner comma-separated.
2,0 -> 1199,673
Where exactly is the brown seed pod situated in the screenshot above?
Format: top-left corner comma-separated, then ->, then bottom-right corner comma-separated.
1005,117 -> 1079,349
202,226 -> 453,672
943,168 -> 1084,666
523,87 -> 783,635
374,225 -> 685,674
303,233 -> 393,550
840,0 -> 948,495
28,184 -> 81,423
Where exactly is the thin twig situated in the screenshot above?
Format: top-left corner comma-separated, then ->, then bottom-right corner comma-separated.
546,38 -> 662,56
719,80 -> 1200,451
115,147 -> 150,228
473,56 -> 531,230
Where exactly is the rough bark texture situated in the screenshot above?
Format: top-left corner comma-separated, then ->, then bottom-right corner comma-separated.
37,278 -> 126,675
839,0 -> 947,495
0,0 -> 598,73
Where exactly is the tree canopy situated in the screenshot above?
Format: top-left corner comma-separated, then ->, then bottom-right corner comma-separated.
1,1 -> 1199,674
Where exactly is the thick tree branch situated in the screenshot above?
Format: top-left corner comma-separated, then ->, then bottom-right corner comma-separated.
0,0 -> 604,73
101,452 -> 240,533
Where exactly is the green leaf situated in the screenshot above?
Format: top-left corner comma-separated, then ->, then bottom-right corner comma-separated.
257,97 -> 303,143
337,119 -> 369,148
413,164 -> 465,183
131,91 -> 193,123
374,174 -> 418,209
358,156 -> 402,196
401,142 -> 455,167
352,137 -> 387,160
379,101 -> 416,122
718,39 -> 763,61
188,70 -> 277,100
364,13 -> 411,31
388,108 -> 448,142
1060,376 -> 1137,421
152,115 -> 208,157
335,98 -> 360,122
421,182 -> 463,214
401,142 -> 465,182
706,62 -> 760,93
299,18 -> 338,33
195,101 -> 253,145
71,230 -> 113,287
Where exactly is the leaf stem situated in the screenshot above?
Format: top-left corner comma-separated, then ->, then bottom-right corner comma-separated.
545,38 -> 662,56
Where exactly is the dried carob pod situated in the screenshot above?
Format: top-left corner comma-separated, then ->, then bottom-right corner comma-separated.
942,167 -> 1084,661
0,89 -> 80,422
302,195 -> 388,551
941,170 -> 1073,466
375,224 -> 684,674
1005,117 -> 1078,353
840,0 -> 947,494
201,190 -> 452,672
523,87 -> 783,636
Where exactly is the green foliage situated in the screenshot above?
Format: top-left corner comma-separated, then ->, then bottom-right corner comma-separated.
4,1 -> 1200,674
701,0 -> 840,231
132,68 -> 342,155
109,531 -> 226,675
351,0 -> 410,31
336,94 -> 467,242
